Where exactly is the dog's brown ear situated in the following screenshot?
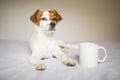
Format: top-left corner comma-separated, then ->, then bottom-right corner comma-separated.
30,9 -> 43,26
49,9 -> 62,23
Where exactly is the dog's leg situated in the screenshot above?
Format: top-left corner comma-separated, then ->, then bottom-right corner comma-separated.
53,47 -> 76,66
56,52 -> 76,66
60,46 -> 69,54
29,53 -> 46,70
57,40 -> 79,50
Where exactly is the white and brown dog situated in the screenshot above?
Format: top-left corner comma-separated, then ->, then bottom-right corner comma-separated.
29,9 -> 78,70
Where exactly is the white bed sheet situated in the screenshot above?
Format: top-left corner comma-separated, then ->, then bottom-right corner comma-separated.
0,40 -> 120,80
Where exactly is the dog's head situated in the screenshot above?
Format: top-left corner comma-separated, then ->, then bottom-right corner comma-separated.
30,9 -> 62,32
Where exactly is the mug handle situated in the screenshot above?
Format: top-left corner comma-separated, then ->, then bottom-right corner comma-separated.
98,46 -> 107,62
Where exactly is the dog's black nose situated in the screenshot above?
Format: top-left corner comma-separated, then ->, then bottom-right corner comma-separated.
50,22 -> 56,28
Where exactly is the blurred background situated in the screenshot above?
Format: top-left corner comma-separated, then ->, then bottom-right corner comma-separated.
0,0 -> 120,42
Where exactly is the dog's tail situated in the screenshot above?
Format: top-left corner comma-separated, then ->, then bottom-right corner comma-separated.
57,40 -> 79,49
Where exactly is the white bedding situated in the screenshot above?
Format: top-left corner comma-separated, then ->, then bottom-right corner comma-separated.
0,40 -> 120,80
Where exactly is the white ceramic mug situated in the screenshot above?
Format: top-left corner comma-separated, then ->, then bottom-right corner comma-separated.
79,42 -> 107,68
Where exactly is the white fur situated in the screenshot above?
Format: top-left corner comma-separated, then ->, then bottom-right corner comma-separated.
29,11 -> 78,70
40,11 -> 51,31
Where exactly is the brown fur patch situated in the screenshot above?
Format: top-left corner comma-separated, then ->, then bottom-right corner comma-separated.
49,9 -> 62,23
30,9 -> 43,26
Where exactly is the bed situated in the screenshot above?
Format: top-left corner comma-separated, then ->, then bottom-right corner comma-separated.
0,40 -> 120,80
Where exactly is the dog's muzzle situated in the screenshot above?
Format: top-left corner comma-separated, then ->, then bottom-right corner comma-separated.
49,22 -> 56,31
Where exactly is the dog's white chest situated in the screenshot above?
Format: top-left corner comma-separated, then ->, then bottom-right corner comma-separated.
30,30 -> 57,56
38,37 -> 56,53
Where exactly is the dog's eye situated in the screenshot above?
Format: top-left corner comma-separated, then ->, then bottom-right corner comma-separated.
41,17 -> 47,21
52,17 -> 57,21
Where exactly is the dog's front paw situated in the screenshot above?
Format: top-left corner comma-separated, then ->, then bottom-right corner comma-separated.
63,59 -> 76,66
36,64 -> 46,70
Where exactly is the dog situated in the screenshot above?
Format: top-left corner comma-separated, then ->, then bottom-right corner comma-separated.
29,9 -> 78,70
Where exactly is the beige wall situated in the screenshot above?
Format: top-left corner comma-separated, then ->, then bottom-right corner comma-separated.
0,0 -> 120,41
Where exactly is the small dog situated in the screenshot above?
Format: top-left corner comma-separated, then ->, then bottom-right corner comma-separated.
29,9 -> 78,70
